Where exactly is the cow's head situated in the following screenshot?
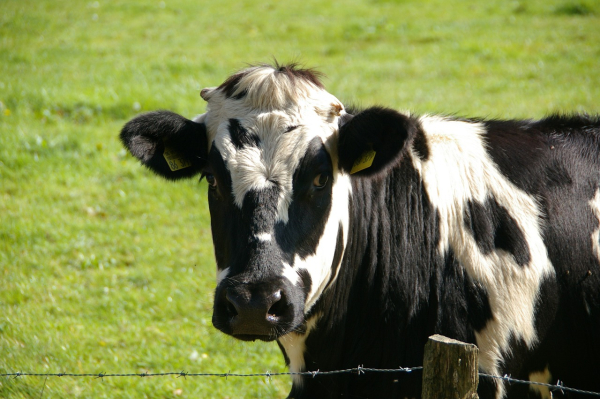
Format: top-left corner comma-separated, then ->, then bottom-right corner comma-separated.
121,63 -> 417,342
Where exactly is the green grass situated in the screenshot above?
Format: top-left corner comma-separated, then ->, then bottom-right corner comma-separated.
0,0 -> 598,397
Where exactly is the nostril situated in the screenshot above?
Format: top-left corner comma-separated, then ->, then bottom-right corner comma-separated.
267,290 -> 286,319
226,299 -> 238,317
224,291 -> 239,317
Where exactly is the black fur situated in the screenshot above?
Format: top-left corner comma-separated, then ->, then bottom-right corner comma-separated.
119,110 -> 207,179
217,71 -> 249,99
338,107 -> 419,176
228,119 -> 260,149
275,137 -> 333,259
464,196 -> 531,267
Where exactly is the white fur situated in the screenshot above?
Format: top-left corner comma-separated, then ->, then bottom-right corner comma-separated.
216,267 -> 230,284
529,367 -> 552,398
589,189 -> 600,263
282,262 -> 300,286
411,115 -> 555,398
278,314 -> 320,386
255,232 -> 272,242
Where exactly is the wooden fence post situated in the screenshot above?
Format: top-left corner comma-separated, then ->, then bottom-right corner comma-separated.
422,334 -> 479,399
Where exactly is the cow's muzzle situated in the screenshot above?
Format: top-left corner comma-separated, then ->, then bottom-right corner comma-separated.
212,280 -> 299,341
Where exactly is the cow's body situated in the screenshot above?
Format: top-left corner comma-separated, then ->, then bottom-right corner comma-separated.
120,63 -> 600,398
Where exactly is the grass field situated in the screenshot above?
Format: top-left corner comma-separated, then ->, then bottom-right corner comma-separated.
1,0 -> 598,397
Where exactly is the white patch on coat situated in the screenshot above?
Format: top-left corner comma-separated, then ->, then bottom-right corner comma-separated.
278,314 -> 320,386
255,232 -> 272,242
410,115 -> 555,398
589,188 -> 600,263
216,267 -> 230,284
282,262 -> 300,285
529,367 -> 552,399
192,112 -> 207,124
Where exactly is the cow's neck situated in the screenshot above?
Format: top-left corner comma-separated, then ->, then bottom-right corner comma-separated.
287,160 -> 442,396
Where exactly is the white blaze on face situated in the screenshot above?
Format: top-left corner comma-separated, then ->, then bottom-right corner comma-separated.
213,113 -> 315,222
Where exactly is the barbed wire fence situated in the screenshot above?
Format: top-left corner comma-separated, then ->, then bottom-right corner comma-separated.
4,336 -> 600,397
3,367 -> 600,397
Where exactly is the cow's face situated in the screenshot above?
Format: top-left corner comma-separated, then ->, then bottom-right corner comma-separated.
120,63 -> 417,342
198,66 -> 351,341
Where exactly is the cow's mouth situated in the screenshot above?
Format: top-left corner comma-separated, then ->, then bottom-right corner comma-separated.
232,333 -> 277,342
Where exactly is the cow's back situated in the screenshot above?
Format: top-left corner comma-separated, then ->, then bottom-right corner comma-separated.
484,115 -> 600,395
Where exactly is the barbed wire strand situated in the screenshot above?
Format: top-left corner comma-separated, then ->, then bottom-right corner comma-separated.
2,367 -> 600,397
479,373 -> 600,397
0,366 -> 421,379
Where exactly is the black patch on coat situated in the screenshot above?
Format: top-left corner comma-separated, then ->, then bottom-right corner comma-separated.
274,62 -> 325,89
206,146 -> 240,270
482,115 -> 600,196
232,88 -> 248,100
228,119 -> 260,149
275,137 -> 333,259
412,126 -> 430,161
242,186 -> 280,236
217,71 -> 249,99
297,269 -> 312,298
434,248 -> 494,340
464,196 -> 531,267
545,161 -> 573,188
464,277 -> 494,331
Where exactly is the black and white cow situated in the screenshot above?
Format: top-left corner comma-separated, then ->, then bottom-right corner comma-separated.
120,63 -> 600,398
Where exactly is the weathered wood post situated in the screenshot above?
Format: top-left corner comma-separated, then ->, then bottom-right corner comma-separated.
422,334 -> 479,399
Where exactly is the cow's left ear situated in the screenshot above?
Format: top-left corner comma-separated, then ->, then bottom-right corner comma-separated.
337,107 -> 418,176
120,110 -> 207,180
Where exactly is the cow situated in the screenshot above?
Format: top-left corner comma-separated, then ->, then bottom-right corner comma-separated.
120,63 -> 600,398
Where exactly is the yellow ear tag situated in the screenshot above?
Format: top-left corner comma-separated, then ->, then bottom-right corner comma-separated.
163,147 -> 192,171
350,148 -> 377,174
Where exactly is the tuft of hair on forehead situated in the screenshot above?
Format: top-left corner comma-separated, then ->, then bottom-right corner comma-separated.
215,62 -> 326,111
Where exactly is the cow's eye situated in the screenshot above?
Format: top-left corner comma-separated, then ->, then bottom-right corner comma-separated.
313,173 -> 329,189
205,174 -> 217,188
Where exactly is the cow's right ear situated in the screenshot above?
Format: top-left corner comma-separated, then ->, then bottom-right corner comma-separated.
337,107 -> 418,176
120,110 -> 208,180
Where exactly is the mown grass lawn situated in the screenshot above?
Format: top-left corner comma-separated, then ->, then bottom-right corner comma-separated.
1,0 -> 598,397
